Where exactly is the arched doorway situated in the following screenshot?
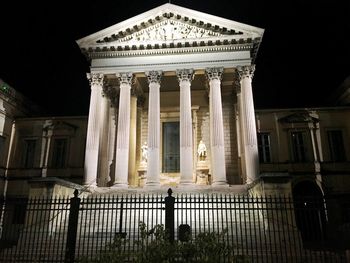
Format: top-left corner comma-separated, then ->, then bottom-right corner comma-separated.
293,181 -> 326,247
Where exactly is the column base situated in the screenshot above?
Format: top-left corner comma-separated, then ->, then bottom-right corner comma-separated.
144,181 -> 160,188
113,182 -> 128,188
179,180 -> 194,185
212,181 -> 228,186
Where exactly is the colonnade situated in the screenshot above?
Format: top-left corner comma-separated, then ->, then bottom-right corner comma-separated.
84,66 -> 258,187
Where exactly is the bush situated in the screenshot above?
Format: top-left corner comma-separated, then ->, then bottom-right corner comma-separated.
79,222 -> 247,263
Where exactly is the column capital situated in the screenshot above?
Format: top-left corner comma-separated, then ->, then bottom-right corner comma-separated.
87,73 -> 104,86
116,72 -> 134,86
176,69 -> 194,83
237,65 -> 255,80
205,67 -> 224,81
145,70 -> 162,84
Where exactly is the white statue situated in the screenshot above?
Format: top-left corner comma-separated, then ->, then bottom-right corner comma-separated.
197,140 -> 207,161
141,142 -> 148,163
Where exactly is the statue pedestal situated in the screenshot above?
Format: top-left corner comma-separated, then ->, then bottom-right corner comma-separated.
196,160 -> 209,185
138,161 -> 147,187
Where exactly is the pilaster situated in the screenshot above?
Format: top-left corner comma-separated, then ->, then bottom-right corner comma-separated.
128,88 -> 138,186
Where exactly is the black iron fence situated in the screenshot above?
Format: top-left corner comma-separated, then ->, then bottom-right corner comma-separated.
0,189 -> 348,262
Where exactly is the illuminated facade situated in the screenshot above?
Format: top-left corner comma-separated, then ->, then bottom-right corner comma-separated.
0,4 -> 349,203
77,3 -> 264,188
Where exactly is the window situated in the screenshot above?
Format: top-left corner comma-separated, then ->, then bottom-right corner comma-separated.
327,130 -> 346,162
291,131 -> 308,162
257,132 -> 271,163
51,138 -> 68,168
22,139 -> 36,168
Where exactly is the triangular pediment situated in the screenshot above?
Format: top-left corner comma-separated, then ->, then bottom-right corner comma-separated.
96,19 -> 233,45
77,3 -> 264,59
279,112 -> 319,124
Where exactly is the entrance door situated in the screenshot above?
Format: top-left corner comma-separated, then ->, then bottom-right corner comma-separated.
162,122 -> 180,173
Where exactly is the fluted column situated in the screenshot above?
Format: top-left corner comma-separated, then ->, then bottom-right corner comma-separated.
114,72 -> 133,187
237,65 -> 259,184
145,71 -> 162,187
98,89 -> 110,186
84,73 -> 104,186
206,67 -> 227,185
177,69 -> 194,184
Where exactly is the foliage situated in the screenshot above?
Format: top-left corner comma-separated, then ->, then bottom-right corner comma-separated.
79,222 -> 248,263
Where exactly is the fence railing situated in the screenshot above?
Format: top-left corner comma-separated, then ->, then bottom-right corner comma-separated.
0,189 -> 348,263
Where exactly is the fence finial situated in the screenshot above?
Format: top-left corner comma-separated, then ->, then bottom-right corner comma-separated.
73,189 -> 79,197
167,188 -> 173,196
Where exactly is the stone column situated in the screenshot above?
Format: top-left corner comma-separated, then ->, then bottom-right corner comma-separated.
237,65 -> 259,184
206,67 -> 227,185
177,69 -> 194,184
145,71 -> 162,187
84,73 -> 104,186
97,88 -> 110,186
114,72 -> 133,187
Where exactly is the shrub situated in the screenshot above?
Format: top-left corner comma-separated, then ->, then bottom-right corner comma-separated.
79,222 -> 246,263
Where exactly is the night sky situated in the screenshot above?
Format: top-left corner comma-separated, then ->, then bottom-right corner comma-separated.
1,1 -> 350,116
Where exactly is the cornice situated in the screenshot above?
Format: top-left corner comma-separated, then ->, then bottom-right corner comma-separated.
83,42 -> 254,59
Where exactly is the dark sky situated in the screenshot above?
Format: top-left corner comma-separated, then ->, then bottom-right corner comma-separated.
1,1 -> 350,116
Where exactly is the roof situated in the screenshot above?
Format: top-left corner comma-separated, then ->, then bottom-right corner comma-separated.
77,3 -> 264,61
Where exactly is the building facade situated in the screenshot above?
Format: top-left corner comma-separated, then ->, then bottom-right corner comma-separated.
1,5 -> 350,260
0,4 -> 349,206
77,3 -> 264,188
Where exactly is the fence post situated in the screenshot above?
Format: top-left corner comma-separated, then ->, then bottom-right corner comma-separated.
165,188 -> 175,242
65,189 -> 81,263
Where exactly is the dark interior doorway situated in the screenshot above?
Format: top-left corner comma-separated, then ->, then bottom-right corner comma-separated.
162,122 -> 180,173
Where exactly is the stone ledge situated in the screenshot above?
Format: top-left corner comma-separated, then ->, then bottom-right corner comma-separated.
28,177 -> 89,192
89,184 -> 248,196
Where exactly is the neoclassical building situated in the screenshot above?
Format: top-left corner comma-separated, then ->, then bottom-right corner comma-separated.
0,3 -> 349,203
77,3 -> 264,188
